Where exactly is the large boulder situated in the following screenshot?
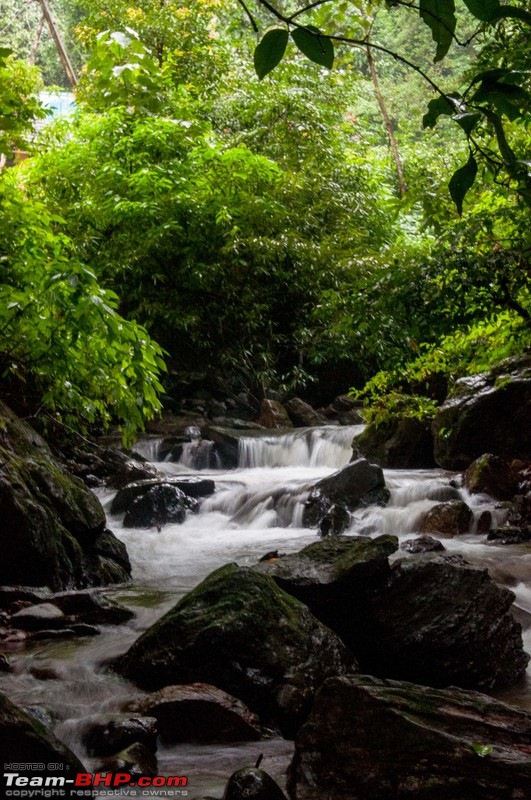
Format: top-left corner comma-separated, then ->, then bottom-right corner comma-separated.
303,458 -> 389,529
112,564 -> 355,737
0,402 -> 130,590
111,476 -> 215,515
353,417 -> 436,468
361,558 -> 529,690
288,674 -> 531,800
285,398 -> 326,428
122,484 -> 198,528
433,354 -> 531,470
0,690 -> 85,771
419,499 -> 473,536
128,683 -> 261,743
463,453 -> 519,500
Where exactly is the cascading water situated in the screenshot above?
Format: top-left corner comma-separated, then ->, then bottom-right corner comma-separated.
1,425 -> 530,798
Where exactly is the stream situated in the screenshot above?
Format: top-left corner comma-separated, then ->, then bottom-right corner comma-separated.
1,424 -> 531,798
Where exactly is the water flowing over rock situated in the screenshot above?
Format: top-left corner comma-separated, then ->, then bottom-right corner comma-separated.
111,477 -> 215,515
0,690 -> 85,771
112,564 -> 355,737
122,484 -> 198,528
127,683 -> 261,743
433,354 -> 531,470
82,714 -> 158,757
303,458 -> 389,529
419,499 -> 473,536
288,674 -> 531,800
0,401 -> 130,589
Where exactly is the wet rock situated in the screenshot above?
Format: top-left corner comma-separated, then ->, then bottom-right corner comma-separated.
31,625 -> 100,640
128,683 -> 261,743
123,484 -> 198,529
464,453 -> 519,500
420,500 -> 473,536
433,354 -> 531,470
0,401 -> 131,590
362,559 -> 529,689
318,504 -> 350,536
11,602 -> 65,630
285,398 -> 326,428
0,689 -> 85,770
112,564 -> 355,738
0,586 -> 47,610
223,766 -> 287,800
82,714 -> 158,757
95,741 -> 157,778
46,589 -> 134,625
328,395 -> 364,425
288,674 -> 531,800
487,526 -> 531,545
303,458 -> 389,529
111,477 -> 215,515
0,655 -> 11,672
400,535 -> 446,553
353,417 -> 436,469
257,399 -> 293,430
476,510 -> 493,534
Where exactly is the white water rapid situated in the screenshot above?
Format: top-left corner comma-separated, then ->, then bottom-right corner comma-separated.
1,425 -> 530,798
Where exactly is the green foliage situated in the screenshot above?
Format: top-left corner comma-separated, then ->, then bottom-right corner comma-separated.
0,54 -> 47,156
0,171 -> 165,443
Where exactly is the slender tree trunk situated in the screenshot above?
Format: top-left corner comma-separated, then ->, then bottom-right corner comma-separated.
366,43 -> 407,198
35,0 -> 77,87
29,13 -> 46,65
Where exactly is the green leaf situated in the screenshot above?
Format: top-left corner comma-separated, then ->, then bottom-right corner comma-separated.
461,0 -> 500,22
489,6 -> 531,25
449,153 -> 477,215
422,94 -> 460,128
419,0 -> 457,62
253,29 -> 289,80
291,26 -> 334,70
453,112 -> 481,135
471,743 -> 494,757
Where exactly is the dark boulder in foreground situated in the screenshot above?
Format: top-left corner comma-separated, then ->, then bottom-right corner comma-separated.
433,354 -> 531,470
303,458 -> 389,529
288,674 -> 531,800
224,766 -> 288,800
363,558 -> 529,690
128,683 -> 261,743
0,690 -> 84,770
112,564 -> 355,737
0,401 -> 130,589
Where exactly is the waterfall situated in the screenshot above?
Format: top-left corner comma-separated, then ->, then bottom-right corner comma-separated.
238,425 -> 364,469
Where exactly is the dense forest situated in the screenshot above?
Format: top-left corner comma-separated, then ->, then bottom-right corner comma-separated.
0,0 -> 529,441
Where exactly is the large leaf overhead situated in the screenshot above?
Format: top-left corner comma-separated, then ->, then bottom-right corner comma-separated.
291,26 -> 334,70
449,154 -> 478,215
254,28 -> 289,80
419,0 -> 457,62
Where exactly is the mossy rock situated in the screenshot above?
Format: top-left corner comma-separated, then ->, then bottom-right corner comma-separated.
112,564 -> 355,737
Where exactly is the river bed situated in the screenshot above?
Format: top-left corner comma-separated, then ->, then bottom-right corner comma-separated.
1,426 -> 530,798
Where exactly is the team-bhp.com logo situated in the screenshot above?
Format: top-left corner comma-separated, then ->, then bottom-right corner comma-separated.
3,771 -> 188,797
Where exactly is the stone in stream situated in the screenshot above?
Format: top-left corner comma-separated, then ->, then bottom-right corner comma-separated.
111,476 -> 216,515
127,683 -> 261,743
112,564 -> 356,738
223,765 -> 288,800
288,674 -> 531,800
463,453 -> 520,500
123,484 -> 198,528
82,714 -> 158,757
0,690 -> 85,771
94,741 -> 158,779
419,499 -> 473,537
0,400 -> 131,590
400,534 -> 446,553
302,458 -> 389,529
